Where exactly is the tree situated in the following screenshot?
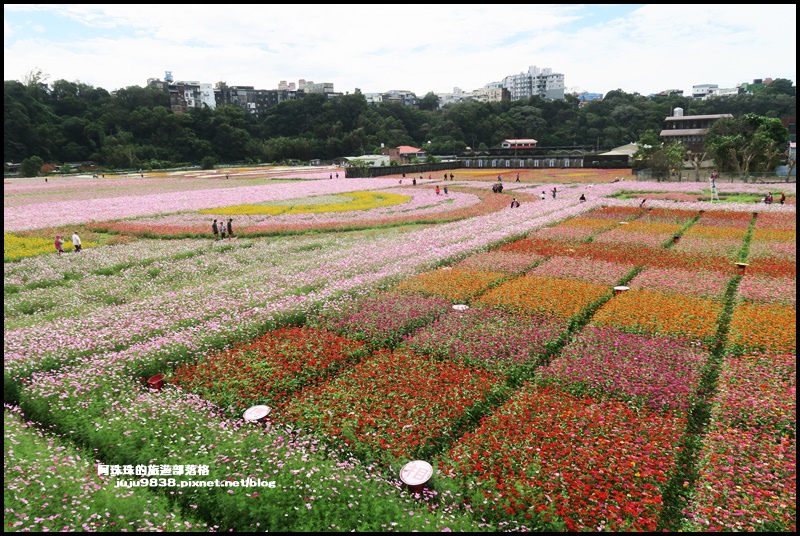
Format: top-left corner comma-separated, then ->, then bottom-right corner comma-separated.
705,114 -> 789,174
782,146 -> 796,182
687,150 -> 708,181
20,156 -> 45,177
665,142 -> 687,181
633,130 -> 661,165
419,92 -> 440,111
762,78 -> 796,97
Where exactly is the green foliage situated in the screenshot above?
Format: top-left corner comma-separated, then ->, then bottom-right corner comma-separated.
200,155 -> 216,169
20,156 -> 44,177
705,113 -> 790,172
3,76 -> 796,167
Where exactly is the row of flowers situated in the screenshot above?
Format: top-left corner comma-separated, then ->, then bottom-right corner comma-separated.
5,179 -> 795,531
5,195 -> 595,386
4,405 -> 211,532
684,354 -> 796,531
442,383 -> 687,531
16,360 -> 482,532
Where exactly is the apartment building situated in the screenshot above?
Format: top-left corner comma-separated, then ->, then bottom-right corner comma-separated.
502,65 -> 565,101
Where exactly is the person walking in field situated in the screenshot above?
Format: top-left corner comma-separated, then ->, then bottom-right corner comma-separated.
219,222 -> 226,240
212,219 -> 219,240
71,232 -> 82,252
54,235 -> 64,255
510,197 -> 520,208
227,218 -> 234,239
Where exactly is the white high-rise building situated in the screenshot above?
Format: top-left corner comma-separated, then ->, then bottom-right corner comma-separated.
502,65 -> 565,101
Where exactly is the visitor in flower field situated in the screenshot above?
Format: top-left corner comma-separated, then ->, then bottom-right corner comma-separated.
450,173 -> 454,180
54,235 -> 64,254
510,198 -> 520,208
435,186 -> 441,195
552,187 -> 557,199
412,178 -> 417,186
212,219 -> 219,240
71,232 -> 82,252
227,218 -> 234,239
541,191 -> 547,200
220,223 -> 226,240
579,193 -> 587,203
516,173 -> 521,182
444,186 -> 449,195
779,192 -> 786,205
764,192 -> 773,204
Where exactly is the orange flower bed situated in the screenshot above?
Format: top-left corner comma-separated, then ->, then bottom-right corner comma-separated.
727,303 -> 796,355
591,289 -> 723,343
394,267 -> 506,303
475,275 -> 611,320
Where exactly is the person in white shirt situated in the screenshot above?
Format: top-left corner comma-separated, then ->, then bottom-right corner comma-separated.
71,232 -> 82,252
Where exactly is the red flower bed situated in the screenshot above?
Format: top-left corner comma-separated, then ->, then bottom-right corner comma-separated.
746,257 -> 797,279
169,326 -> 368,412
583,206 -> 647,221
283,348 -> 505,465
499,238 -> 733,273
443,384 -> 685,531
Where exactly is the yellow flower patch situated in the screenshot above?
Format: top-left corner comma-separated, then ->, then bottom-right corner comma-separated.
475,276 -> 611,319
4,234 -> 96,261
394,268 -> 506,303
684,226 -> 748,241
751,229 -> 797,243
200,191 -> 411,216
727,302 -> 796,355
618,221 -> 683,235
591,289 -> 723,343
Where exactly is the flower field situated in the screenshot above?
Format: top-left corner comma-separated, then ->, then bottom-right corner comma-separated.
4,167 -> 795,532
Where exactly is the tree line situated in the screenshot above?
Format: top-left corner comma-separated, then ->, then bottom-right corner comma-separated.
4,75 -> 795,174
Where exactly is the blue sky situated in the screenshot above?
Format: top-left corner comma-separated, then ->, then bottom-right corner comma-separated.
4,4 -> 796,97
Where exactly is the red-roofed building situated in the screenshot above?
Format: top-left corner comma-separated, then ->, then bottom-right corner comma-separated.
380,145 -> 427,163
501,139 -> 538,149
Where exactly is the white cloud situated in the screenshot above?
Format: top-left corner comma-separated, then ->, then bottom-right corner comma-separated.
3,4 -> 796,96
